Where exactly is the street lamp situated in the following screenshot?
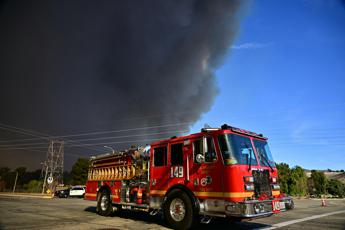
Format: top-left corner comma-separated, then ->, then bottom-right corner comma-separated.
104,145 -> 115,154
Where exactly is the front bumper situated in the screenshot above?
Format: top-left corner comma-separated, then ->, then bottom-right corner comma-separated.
280,196 -> 294,210
225,196 -> 294,218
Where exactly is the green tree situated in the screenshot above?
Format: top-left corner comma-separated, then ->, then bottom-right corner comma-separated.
0,180 -> 6,192
22,169 -> 41,185
15,167 -> 26,175
15,167 -> 27,188
0,167 -> 11,178
311,170 -> 328,195
0,167 -> 11,189
0,167 -> 16,190
63,171 -> 72,185
71,158 -> 89,185
307,177 -> 315,195
276,163 -> 290,194
26,180 -> 43,193
327,179 -> 345,198
289,166 -> 308,196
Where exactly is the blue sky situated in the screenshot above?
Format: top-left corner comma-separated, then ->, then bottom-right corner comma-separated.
191,0 -> 345,170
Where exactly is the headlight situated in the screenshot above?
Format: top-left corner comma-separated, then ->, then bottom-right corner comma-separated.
272,184 -> 280,190
244,184 -> 254,191
244,176 -> 254,183
271,177 -> 277,183
226,204 -> 236,212
225,202 -> 240,214
253,203 -> 265,213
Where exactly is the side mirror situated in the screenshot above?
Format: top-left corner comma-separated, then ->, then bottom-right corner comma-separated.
196,154 -> 205,164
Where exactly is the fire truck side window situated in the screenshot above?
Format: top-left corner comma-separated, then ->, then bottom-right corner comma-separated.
205,137 -> 217,162
153,146 -> 167,166
193,139 -> 203,163
193,138 -> 216,163
171,143 -> 183,166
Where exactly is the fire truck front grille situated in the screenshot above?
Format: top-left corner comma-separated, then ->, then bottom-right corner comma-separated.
252,170 -> 272,197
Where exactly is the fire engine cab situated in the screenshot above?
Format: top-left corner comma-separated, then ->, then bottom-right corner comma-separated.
85,124 -> 294,229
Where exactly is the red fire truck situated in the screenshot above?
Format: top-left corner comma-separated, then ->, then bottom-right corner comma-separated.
85,124 -> 294,229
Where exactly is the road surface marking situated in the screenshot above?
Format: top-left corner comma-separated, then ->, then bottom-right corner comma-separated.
258,210 -> 345,229
0,193 -> 53,199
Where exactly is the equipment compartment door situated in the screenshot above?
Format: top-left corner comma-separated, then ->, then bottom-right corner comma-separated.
169,142 -> 188,187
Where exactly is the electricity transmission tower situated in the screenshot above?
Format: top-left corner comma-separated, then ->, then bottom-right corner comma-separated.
41,140 -> 64,194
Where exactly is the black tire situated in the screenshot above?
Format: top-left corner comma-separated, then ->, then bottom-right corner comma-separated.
97,190 -> 112,216
113,204 -> 122,215
286,199 -> 295,210
163,189 -> 197,230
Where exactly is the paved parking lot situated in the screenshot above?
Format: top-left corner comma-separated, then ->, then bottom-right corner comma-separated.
0,195 -> 344,229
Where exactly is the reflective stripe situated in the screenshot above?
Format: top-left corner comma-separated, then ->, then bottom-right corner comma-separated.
223,192 -> 254,198
149,190 -> 254,198
150,190 -> 166,196
85,193 -> 97,197
195,191 -> 254,198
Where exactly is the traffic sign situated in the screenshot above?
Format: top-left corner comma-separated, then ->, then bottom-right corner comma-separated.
47,176 -> 53,184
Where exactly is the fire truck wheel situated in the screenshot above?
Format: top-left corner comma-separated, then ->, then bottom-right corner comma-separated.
97,190 -> 112,216
286,199 -> 295,210
164,190 -> 196,230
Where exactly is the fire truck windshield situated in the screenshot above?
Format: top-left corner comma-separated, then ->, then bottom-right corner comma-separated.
218,134 -> 258,166
253,140 -> 276,168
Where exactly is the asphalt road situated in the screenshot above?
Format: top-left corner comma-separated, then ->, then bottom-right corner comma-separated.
0,195 -> 344,230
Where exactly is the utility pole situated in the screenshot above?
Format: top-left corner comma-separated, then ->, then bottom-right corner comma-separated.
12,171 -> 18,193
41,163 -> 48,194
41,140 -> 64,194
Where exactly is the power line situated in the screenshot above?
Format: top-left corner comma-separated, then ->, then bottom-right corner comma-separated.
69,129 -> 188,142
0,122 -> 191,144
41,122 -> 191,138
0,146 -> 47,153
1,122 -> 345,153
0,141 -> 49,148
0,123 -> 104,152
0,129 -> 188,149
5,133 -> 344,150
67,137 -> 169,148
0,143 -> 86,158
0,136 -> 170,150
0,123 -> 186,156
0,122 -> 191,153
2,128 -> 345,147
0,125 -> 50,141
1,104 -> 344,144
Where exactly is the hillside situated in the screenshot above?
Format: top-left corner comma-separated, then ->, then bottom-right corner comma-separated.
326,172 -> 345,183
305,170 -> 345,183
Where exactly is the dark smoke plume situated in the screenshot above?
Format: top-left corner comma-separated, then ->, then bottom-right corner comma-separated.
0,0 -> 242,169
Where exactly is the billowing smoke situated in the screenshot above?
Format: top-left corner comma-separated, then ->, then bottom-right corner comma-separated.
0,0 -> 242,169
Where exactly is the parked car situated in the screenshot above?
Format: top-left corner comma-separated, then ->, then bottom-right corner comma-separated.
55,188 -> 70,198
69,186 -> 85,198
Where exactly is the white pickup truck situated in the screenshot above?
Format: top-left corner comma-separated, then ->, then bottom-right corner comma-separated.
69,186 -> 85,198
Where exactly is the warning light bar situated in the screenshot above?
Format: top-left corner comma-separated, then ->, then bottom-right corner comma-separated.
201,127 -> 220,132
221,124 -> 267,139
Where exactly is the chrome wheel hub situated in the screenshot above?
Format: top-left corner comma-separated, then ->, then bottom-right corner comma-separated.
100,195 -> 109,211
169,198 -> 186,222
